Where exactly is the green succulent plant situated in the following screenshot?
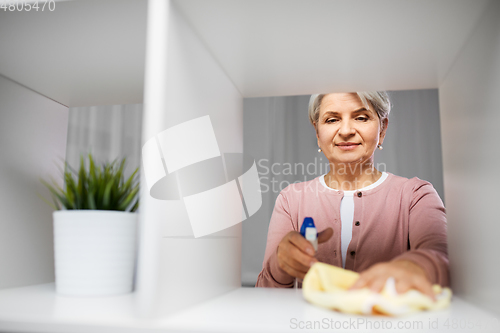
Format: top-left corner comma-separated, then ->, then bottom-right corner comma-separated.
41,154 -> 139,212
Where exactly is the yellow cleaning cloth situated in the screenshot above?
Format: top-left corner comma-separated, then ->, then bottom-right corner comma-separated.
302,262 -> 452,316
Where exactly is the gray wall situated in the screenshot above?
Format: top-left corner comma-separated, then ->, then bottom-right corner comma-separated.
242,89 -> 444,286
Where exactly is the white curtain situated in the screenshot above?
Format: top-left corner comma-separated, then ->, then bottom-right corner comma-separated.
65,104 -> 143,180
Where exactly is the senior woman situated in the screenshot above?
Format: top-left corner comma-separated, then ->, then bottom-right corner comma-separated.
255,92 -> 449,300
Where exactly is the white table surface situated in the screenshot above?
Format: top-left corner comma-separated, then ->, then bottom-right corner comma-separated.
0,283 -> 499,333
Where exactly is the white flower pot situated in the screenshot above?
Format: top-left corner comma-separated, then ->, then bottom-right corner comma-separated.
53,210 -> 137,296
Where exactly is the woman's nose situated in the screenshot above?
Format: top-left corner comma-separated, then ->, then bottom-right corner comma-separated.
338,120 -> 356,136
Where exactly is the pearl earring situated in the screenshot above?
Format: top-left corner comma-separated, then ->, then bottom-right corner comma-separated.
377,144 -> 383,150
318,148 -> 322,152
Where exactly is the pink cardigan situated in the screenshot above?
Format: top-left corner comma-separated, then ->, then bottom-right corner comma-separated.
255,172 -> 449,288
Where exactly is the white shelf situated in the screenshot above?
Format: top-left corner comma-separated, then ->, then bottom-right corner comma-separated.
0,283 -> 499,333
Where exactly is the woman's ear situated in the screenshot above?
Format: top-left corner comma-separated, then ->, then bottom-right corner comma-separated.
379,118 -> 389,144
313,122 -> 321,147
313,122 -> 320,137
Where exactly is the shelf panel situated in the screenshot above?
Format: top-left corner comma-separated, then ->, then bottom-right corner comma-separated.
1,283 -> 499,332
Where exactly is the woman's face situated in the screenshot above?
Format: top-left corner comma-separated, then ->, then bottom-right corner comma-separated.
315,93 -> 388,168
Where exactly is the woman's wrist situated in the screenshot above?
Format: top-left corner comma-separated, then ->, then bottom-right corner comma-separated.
391,259 -> 425,273
390,259 -> 430,281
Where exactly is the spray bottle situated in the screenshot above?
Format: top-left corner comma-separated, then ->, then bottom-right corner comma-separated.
296,217 -> 318,289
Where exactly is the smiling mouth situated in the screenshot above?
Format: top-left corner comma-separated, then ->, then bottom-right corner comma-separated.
336,143 -> 360,150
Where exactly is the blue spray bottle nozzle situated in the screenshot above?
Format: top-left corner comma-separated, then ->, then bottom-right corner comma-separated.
300,217 -> 318,251
300,217 -> 315,236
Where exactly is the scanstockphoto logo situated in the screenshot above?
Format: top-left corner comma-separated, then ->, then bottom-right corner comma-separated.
141,115 -> 262,238
289,317 -> 425,330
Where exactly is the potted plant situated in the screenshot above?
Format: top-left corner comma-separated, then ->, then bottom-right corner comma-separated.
41,154 -> 139,296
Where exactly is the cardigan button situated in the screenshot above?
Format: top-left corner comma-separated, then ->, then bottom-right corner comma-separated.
357,192 -> 362,197
350,251 -> 356,257
355,221 -> 360,226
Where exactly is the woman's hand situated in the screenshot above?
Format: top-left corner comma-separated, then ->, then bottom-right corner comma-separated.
349,260 -> 436,301
276,228 -> 333,280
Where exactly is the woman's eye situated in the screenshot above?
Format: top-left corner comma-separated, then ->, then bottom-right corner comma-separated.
357,117 -> 368,121
326,118 -> 338,123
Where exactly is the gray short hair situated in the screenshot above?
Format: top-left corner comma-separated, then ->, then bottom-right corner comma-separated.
308,92 -> 391,130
